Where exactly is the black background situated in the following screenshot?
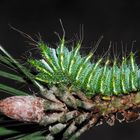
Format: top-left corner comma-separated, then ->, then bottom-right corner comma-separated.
1,0 -> 140,140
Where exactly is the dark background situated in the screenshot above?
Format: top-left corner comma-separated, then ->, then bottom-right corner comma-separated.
1,0 -> 140,139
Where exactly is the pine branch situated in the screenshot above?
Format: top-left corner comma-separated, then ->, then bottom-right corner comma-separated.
1,86 -> 140,140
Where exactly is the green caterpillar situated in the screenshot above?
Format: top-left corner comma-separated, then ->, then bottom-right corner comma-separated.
29,38 -> 140,97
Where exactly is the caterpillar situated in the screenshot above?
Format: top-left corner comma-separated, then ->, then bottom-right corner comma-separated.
29,37 -> 140,97
1,30 -> 140,140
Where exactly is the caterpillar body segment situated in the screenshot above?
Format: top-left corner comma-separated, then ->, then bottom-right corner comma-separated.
100,59 -> 110,94
75,52 -> 93,81
58,38 -> 65,71
129,52 -> 138,91
120,57 -> 127,94
29,41 -> 140,97
29,59 -> 52,77
68,43 -> 81,75
38,42 -> 58,71
83,58 -> 102,91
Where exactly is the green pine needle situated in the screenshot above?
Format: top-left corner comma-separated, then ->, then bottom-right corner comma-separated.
0,55 -> 15,68
0,84 -> 28,95
18,131 -> 46,140
0,127 -> 20,136
0,45 -> 44,91
0,70 -> 25,83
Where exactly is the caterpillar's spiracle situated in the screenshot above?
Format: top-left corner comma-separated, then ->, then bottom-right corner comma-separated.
29,38 -> 140,97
